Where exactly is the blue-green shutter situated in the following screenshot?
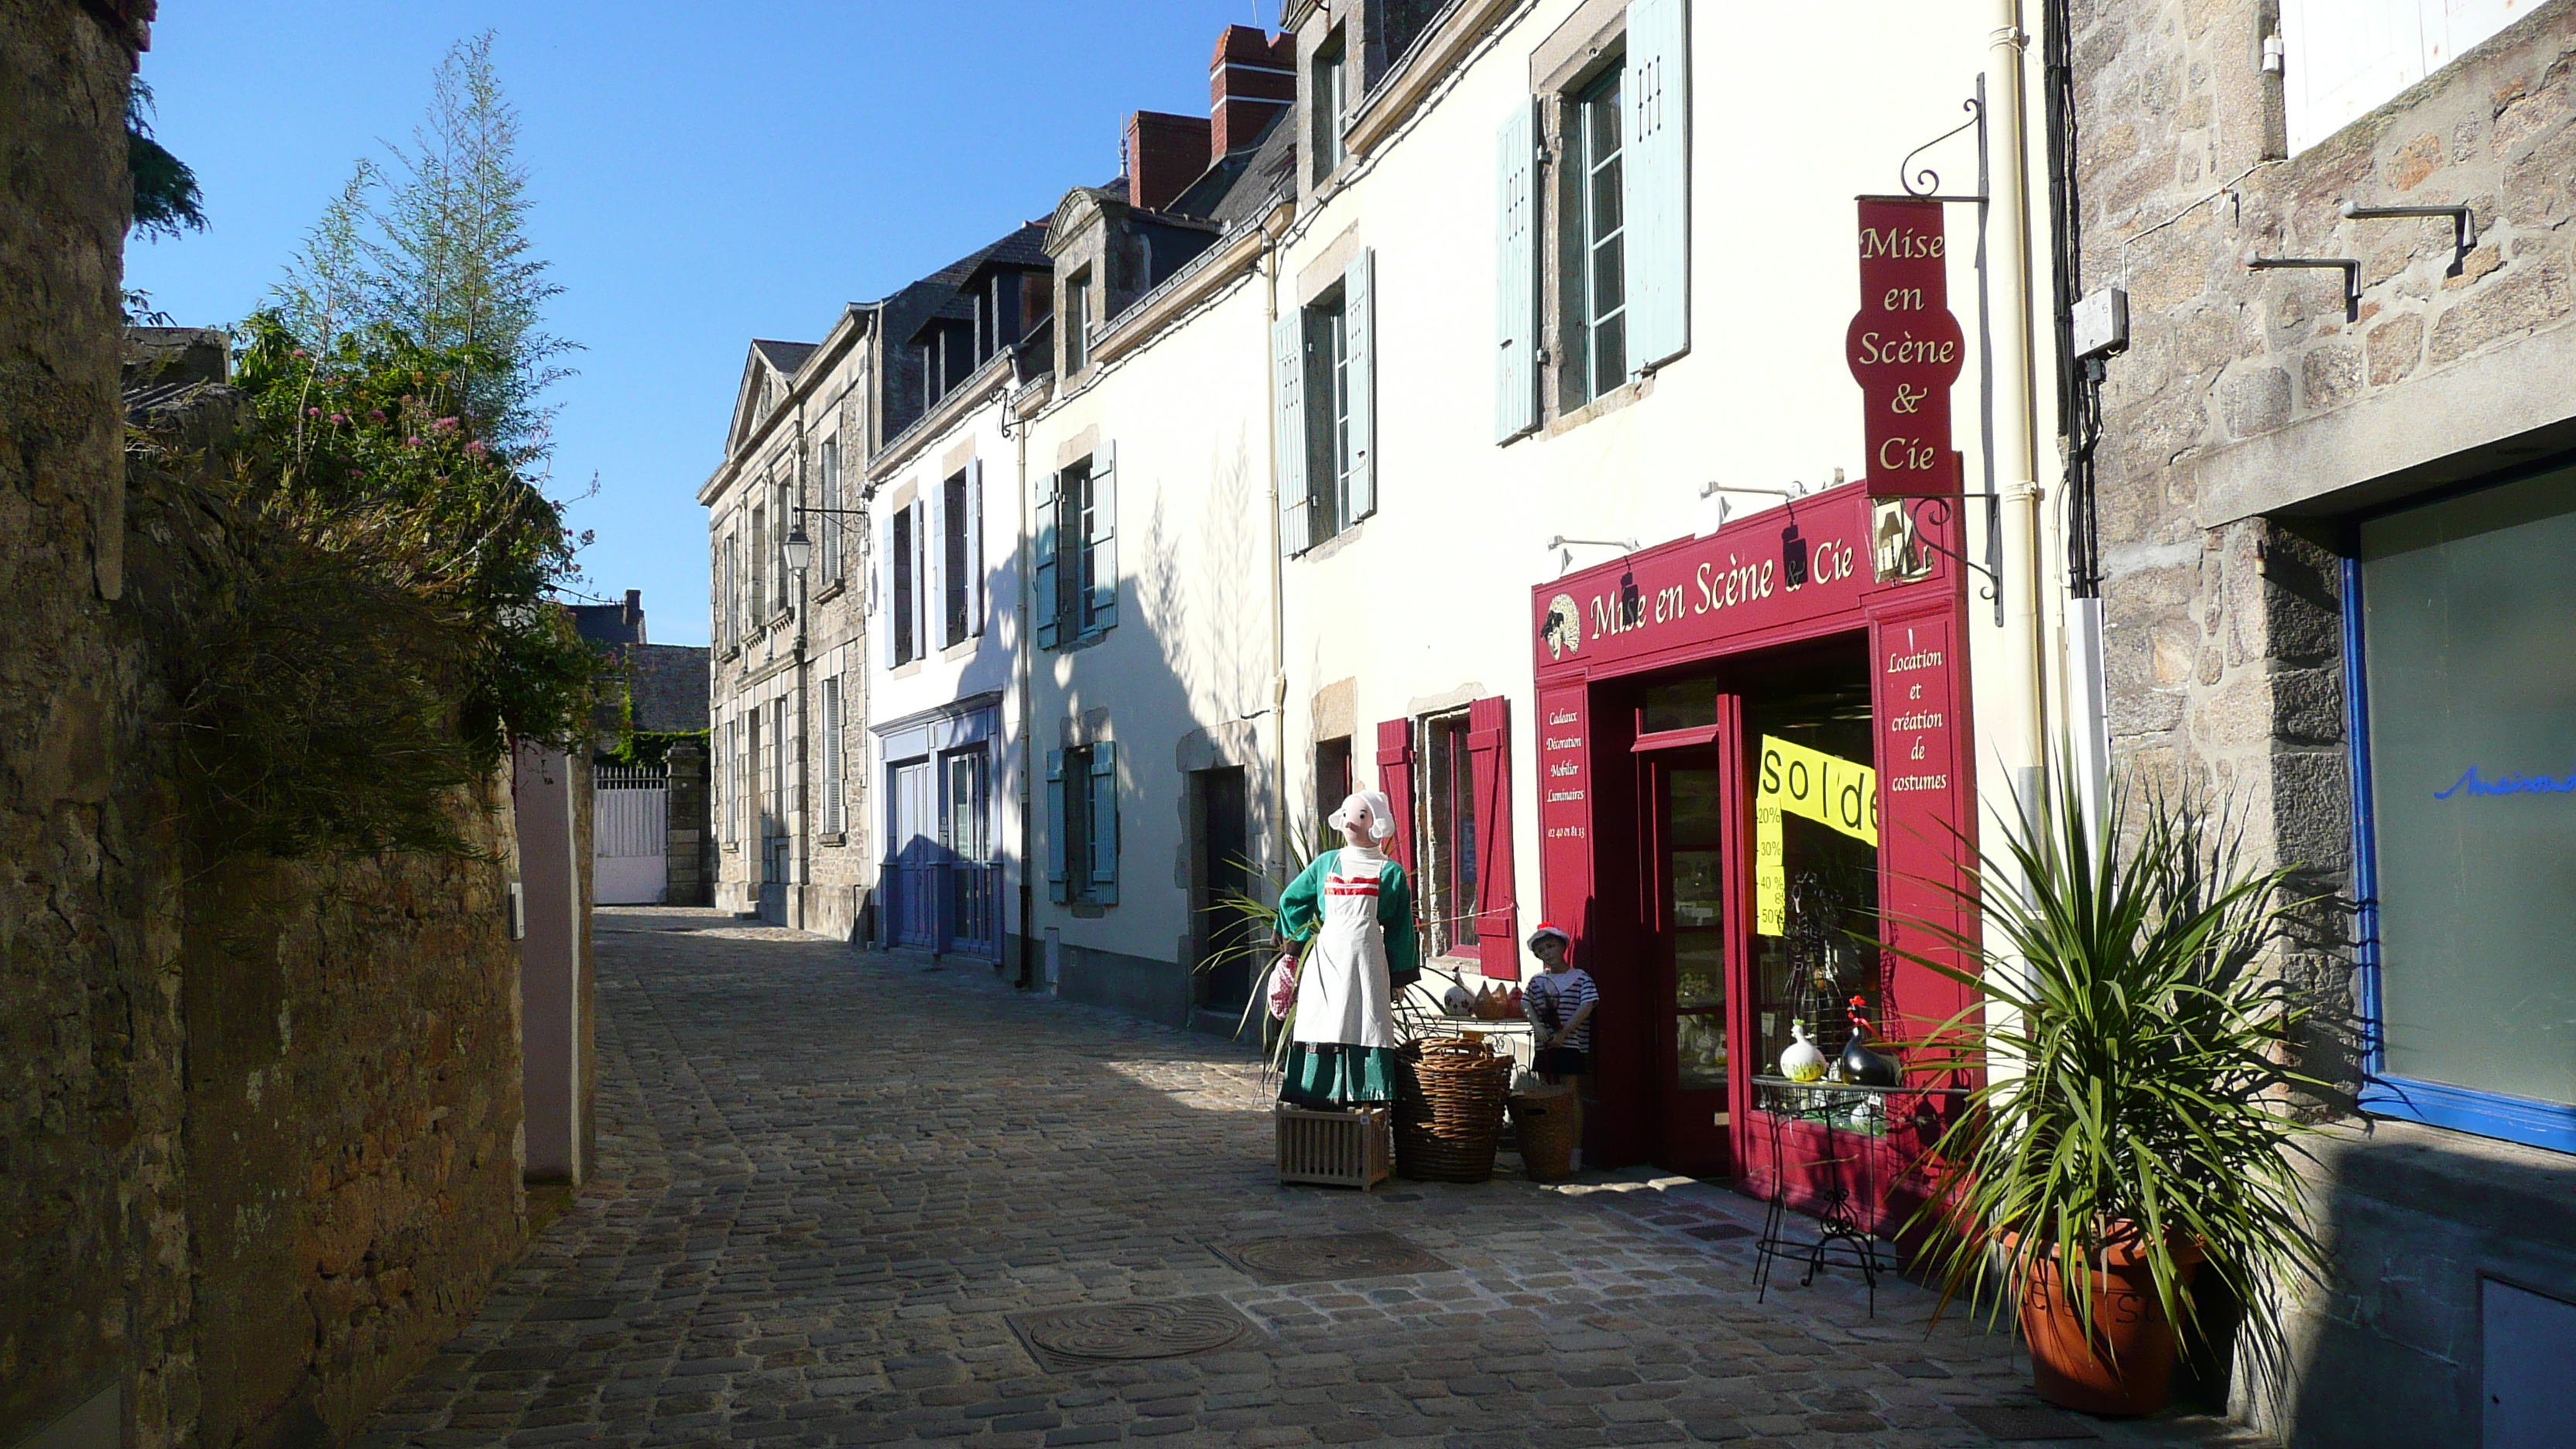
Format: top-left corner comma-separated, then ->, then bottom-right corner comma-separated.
1088,741 -> 1118,904
1086,442 -> 1117,635
1033,469 -> 1060,649
1345,248 -> 1376,522
1623,0 -> 1690,374
1273,313 -> 1308,555
1045,748 -> 1068,903
1495,97 -> 1540,442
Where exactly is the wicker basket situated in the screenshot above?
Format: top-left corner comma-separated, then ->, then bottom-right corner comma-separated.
1509,1083 -> 1582,1180
1275,1104 -> 1392,1189
1394,1038 -> 1514,1183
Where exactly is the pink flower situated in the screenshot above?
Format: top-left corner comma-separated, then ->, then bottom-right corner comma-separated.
291,348 -> 309,359
465,440 -> 488,458
406,436 -> 422,447
329,413 -> 346,425
433,416 -> 459,431
307,406 -> 323,417
368,409 -> 386,423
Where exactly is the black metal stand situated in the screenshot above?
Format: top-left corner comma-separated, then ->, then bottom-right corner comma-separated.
1748,1077 -> 1970,1317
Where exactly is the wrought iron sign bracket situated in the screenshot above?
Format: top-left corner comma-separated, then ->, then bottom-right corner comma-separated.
2342,200 -> 2477,268
2245,253 -> 2361,320
1896,493 -> 2006,628
1893,86 -> 1989,205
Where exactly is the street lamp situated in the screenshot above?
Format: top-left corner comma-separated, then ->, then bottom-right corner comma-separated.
783,521 -> 814,575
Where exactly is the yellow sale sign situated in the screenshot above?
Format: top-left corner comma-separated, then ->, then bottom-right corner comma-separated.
1753,735 -> 1879,935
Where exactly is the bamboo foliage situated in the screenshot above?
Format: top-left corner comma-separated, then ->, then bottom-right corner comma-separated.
1890,758 -> 2328,1389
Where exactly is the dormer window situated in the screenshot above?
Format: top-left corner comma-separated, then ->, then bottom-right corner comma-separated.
1066,268 -> 1094,373
1310,32 -> 1347,181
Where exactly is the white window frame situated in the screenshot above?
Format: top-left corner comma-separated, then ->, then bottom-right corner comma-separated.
2281,0 -> 2534,155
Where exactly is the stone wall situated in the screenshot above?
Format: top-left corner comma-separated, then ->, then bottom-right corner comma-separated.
2074,1 -> 2576,1441
1,4 -> 189,1443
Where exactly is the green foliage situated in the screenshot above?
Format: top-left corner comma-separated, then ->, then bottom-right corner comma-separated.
272,33 -> 574,459
1892,759 -> 2328,1388
128,80 -> 205,241
601,729 -> 709,769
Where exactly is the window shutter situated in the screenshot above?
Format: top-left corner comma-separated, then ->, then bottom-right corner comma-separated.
2280,0 -> 2424,154
1088,442 -> 1118,635
1375,718 -> 1418,875
1045,748 -> 1069,903
1466,695 -> 1519,979
1033,469 -> 1061,649
925,477 -> 946,649
1088,741 -> 1119,904
1345,247 -> 1377,521
1622,0 -> 1691,375
1495,97 -> 1540,443
1273,313 -> 1310,556
967,457 -> 985,636
912,499 -> 930,662
878,514 -> 899,669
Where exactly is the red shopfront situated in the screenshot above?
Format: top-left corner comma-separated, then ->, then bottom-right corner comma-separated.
1529,485 -> 1978,1225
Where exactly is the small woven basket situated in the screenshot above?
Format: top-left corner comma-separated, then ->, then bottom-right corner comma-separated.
1394,1037 -> 1513,1183
1508,1082 -> 1581,1180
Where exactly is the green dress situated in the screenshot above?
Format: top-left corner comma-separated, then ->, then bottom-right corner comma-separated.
1274,845 -> 1421,1108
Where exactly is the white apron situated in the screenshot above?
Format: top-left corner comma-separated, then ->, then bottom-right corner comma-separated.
1290,848 -> 1396,1050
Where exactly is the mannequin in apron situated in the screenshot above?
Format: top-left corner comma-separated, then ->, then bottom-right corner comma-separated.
1273,790 -> 1420,1108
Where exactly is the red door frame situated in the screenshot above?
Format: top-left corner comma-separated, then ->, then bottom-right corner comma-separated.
1529,488 -> 1978,1197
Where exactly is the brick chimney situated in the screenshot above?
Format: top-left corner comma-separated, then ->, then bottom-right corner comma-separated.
1125,110 -> 1213,214
1210,25 -> 1295,162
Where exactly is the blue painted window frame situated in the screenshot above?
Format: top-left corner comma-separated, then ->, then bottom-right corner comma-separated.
2343,478 -> 2576,1156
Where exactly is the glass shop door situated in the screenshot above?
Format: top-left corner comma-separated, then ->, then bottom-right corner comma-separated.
1643,745 -> 1735,1175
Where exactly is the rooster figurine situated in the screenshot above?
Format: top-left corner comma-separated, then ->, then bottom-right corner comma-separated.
1838,995 -> 1901,1087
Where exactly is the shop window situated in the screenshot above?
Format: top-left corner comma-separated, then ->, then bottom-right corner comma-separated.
1382,698 -> 1519,978
1420,711 -> 1480,958
1745,653 -> 1879,1085
1046,742 -> 1119,905
945,746 -> 990,862
1035,449 -> 1118,649
1641,677 -> 1718,734
1278,251 -> 1375,556
2355,464 -> 2576,1151
1315,735 -> 1354,830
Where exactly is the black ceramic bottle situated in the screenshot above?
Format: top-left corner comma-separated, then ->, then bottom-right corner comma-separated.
1839,995 -> 1901,1087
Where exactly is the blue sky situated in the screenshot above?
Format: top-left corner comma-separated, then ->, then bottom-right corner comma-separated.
128,2 -> 1272,646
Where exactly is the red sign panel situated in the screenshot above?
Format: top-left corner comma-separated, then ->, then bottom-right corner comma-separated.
1845,197 -> 1965,498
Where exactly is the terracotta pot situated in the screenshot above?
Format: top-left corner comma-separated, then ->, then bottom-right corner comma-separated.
2009,1227 -> 2202,1416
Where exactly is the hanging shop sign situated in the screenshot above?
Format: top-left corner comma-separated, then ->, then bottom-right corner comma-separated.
1752,735 -> 1880,935
1846,197 -> 1965,498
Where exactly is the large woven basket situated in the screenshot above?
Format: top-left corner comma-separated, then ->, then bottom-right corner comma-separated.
1394,1037 -> 1513,1183
1508,1083 -> 1581,1181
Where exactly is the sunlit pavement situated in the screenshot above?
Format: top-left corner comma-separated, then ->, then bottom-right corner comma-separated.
356,906 -> 2273,1448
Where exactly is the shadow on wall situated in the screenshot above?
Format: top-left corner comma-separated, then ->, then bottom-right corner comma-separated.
2202,1123 -> 2576,1449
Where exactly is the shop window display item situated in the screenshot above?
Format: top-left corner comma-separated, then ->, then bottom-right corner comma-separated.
1273,790 -> 1422,1109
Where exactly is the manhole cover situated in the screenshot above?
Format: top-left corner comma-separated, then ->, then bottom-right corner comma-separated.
1008,1297 -> 1252,1372
1215,1230 -> 1451,1286
1954,1403 -> 2099,1440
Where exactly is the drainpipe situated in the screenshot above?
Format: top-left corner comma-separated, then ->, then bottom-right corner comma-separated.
1987,0 -> 2050,831
1261,199 -> 1295,884
1015,381 -> 1038,989
791,406 -> 810,932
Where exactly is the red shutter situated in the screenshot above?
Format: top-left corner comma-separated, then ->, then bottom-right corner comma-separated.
1375,718 -> 1417,875
1468,695 -> 1519,979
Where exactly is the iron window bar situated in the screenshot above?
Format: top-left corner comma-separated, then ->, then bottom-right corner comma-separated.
2245,252 -> 2361,320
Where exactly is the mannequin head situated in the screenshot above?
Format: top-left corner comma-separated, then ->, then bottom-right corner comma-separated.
1529,923 -> 1573,972
1329,790 -> 1397,852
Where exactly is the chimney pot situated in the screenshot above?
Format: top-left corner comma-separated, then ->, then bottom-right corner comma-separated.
1209,25 -> 1295,164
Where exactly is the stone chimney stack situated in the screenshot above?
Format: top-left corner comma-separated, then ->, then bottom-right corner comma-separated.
1124,111 -> 1213,214
1210,25 -> 1296,163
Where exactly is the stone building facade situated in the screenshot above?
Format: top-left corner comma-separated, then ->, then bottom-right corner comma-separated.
2074,0 -> 2576,1440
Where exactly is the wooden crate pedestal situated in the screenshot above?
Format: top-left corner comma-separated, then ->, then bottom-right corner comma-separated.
1274,1105 -> 1391,1189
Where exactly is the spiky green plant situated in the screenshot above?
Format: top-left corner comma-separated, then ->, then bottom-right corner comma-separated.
1891,759 -> 2328,1391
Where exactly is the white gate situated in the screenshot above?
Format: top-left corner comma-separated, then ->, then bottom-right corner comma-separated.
593,764 -> 670,905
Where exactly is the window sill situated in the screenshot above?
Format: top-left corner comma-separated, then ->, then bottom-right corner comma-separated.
1070,901 -> 1108,919
1543,368 -> 1660,439
815,578 -> 848,604
1290,518 -> 1368,565
940,634 -> 979,662
818,831 -> 848,848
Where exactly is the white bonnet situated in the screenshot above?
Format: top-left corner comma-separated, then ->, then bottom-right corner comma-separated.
1328,790 -> 1399,845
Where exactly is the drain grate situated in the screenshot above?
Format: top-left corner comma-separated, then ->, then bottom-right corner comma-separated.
1215,1230 -> 1452,1286
1953,1403 -> 2100,1440
1007,1297 -> 1255,1372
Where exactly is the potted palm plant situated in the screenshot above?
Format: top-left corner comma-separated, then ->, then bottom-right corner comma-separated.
1893,763 -> 2328,1416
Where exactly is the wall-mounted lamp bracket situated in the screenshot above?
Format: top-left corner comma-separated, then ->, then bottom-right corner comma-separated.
2245,253 -> 2361,320
2341,200 -> 2478,266
1889,493 -> 2007,627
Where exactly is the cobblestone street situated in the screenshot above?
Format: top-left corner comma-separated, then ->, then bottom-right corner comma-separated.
359,909 -> 2272,1449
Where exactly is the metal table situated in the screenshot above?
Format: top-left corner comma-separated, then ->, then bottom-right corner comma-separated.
1747,1075 -> 1970,1315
